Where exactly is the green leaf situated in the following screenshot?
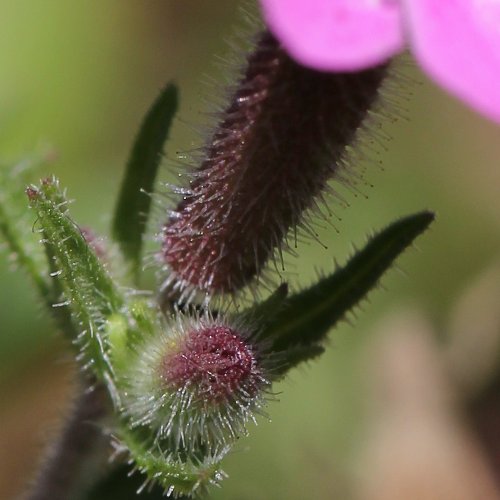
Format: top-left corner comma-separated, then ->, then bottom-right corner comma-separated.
264,211 -> 434,371
239,283 -> 288,326
28,177 -> 125,384
112,83 -> 179,280
276,344 -> 325,374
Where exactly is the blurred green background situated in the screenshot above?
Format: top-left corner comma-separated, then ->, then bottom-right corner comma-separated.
1,1 -> 500,499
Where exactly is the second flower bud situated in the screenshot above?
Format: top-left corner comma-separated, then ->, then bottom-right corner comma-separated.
113,308 -> 270,453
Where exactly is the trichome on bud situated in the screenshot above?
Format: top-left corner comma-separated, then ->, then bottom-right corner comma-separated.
121,312 -> 269,453
160,29 -> 389,300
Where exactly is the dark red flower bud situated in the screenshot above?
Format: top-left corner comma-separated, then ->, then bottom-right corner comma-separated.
160,30 -> 388,299
123,313 -> 269,452
161,324 -> 261,404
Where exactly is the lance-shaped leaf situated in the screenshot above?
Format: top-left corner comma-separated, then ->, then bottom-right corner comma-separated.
28,177 -> 124,384
112,83 -> 178,279
263,211 -> 434,374
239,282 -> 289,327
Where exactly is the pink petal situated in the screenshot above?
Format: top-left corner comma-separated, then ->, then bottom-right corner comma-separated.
259,0 -> 404,71
405,0 -> 500,123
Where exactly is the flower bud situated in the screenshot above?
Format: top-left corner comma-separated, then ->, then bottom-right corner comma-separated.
122,313 -> 269,452
160,30 -> 388,299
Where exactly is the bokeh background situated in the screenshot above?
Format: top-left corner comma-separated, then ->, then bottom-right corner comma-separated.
1,2 -> 500,499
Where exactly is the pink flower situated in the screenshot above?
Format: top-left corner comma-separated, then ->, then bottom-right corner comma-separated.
259,0 -> 500,123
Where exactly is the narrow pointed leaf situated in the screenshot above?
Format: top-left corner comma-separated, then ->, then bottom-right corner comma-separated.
112,83 -> 178,278
28,177 -> 124,382
275,344 -> 325,376
240,283 -> 288,326
264,211 -> 434,358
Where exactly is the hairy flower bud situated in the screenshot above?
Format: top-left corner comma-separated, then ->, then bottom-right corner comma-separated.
160,29 -> 389,300
122,313 -> 269,452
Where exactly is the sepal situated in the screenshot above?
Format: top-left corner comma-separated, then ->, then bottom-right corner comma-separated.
27,176 -> 125,382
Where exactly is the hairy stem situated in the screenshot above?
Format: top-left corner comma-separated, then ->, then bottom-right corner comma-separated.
25,379 -> 111,500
